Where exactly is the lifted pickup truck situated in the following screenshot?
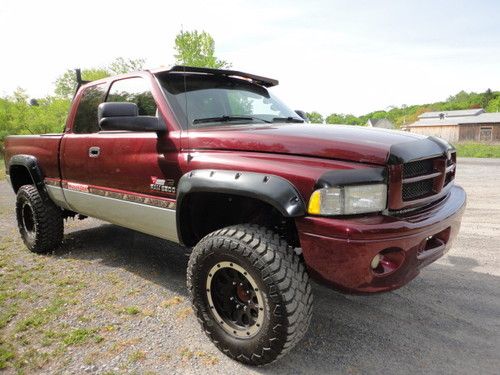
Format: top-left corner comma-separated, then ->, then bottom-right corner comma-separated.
4,66 -> 466,365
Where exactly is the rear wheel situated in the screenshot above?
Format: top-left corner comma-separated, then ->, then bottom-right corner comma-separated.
15,185 -> 63,253
187,224 -> 313,366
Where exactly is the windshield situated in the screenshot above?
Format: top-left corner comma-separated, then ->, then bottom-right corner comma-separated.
156,73 -> 303,129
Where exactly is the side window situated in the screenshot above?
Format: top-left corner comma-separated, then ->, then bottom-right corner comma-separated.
106,78 -> 157,116
73,84 -> 107,133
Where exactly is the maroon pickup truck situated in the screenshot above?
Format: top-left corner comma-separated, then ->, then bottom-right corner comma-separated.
4,66 -> 466,365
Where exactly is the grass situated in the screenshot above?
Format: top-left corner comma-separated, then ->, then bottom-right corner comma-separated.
109,338 -> 142,355
11,347 -> 55,371
160,296 -> 183,308
128,350 -> 147,363
15,297 -> 66,332
176,307 -> 192,320
41,330 -> 65,347
0,236 -> 101,372
179,347 -> 194,360
178,347 -> 219,365
0,304 -> 18,329
122,306 -> 141,315
0,186 -> 217,373
62,328 -> 102,346
0,343 -> 15,369
455,142 -> 500,158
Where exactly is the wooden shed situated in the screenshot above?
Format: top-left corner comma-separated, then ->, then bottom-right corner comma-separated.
406,109 -> 500,143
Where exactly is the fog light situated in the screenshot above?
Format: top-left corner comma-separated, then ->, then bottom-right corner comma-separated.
371,254 -> 381,269
372,248 -> 405,276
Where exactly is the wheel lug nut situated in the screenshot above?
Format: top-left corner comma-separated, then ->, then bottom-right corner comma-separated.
230,297 -> 234,301
232,282 -> 237,285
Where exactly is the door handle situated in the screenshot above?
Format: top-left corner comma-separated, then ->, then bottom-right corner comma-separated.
88,146 -> 100,158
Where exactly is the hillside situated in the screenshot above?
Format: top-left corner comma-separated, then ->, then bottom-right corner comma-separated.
307,89 -> 500,127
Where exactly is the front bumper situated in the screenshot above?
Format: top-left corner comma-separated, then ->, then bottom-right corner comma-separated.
296,185 -> 466,293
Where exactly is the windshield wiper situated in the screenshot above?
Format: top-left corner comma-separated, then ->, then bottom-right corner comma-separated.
272,116 -> 304,123
192,115 -> 271,125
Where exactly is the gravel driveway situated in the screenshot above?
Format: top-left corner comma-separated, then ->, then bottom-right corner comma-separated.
0,158 -> 498,374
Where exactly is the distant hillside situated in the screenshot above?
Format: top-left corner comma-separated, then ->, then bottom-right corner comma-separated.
307,89 -> 500,127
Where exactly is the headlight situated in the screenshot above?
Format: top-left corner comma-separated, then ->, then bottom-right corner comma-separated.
308,184 -> 387,215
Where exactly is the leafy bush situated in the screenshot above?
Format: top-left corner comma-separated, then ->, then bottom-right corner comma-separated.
0,92 -> 70,153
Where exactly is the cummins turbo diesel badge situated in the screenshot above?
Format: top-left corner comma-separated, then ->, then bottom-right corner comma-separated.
150,176 -> 176,193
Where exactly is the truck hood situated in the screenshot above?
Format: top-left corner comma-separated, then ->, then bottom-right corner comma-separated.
187,124 -> 450,165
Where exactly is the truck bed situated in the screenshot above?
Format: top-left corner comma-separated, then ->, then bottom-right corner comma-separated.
4,134 -> 63,179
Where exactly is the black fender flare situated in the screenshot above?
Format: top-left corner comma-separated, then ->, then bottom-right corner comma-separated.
8,155 -> 47,198
175,169 -> 306,244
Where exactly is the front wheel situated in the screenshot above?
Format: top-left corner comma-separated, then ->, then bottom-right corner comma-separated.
15,185 -> 63,253
187,224 -> 313,366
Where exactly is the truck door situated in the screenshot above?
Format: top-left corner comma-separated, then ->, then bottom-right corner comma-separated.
84,76 -> 181,242
59,83 -> 108,214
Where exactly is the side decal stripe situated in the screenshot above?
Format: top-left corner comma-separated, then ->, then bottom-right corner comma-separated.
44,179 -> 176,210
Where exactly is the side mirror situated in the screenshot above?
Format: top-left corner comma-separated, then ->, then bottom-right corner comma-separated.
98,102 -> 164,132
295,110 -> 309,122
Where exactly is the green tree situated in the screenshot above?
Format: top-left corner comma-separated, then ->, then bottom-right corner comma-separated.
0,90 -> 71,150
325,113 -> 363,125
5,88 -> 30,134
24,97 -> 70,134
174,30 -> 231,68
306,111 -> 323,124
486,96 -> 500,112
325,113 -> 345,124
481,88 -> 495,109
54,68 -> 109,99
54,57 -> 146,99
445,90 -> 483,110
108,57 -> 145,75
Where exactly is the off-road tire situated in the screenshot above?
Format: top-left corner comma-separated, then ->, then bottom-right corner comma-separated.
187,224 -> 313,366
15,185 -> 63,253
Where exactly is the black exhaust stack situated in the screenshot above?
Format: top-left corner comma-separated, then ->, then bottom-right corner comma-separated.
73,68 -> 90,99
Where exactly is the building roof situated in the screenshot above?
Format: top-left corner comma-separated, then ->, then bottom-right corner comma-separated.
366,118 -> 394,129
409,111 -> 500,127
418,108 -> 485,119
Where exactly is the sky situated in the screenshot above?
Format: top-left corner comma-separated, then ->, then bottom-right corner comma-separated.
1,0 -> 499,116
